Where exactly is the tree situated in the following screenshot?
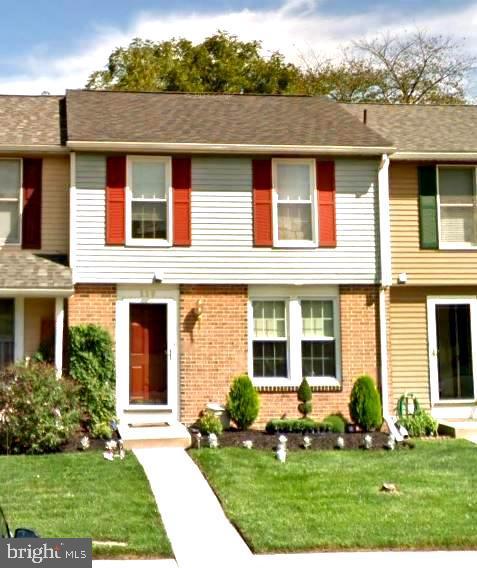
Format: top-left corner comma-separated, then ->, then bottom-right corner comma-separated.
301,30 -> 475,104
86,31 -> 301,94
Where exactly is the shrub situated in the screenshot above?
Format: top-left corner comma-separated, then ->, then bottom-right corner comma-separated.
297,378 -> 312,418
399,410 -> 438,437
0,362 -> 80,454
323,413 -> 346,433
196,409 -> 223,436
265,418 -> 329,434
68,324 -> 116,438
349,375 -> 382,432
226,374 -> 260,430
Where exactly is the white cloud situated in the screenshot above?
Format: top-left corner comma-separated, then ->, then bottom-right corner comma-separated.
1,0 -> 477,95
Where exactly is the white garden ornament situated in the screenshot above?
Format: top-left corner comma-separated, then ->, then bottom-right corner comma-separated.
276,446 -> 287,463
303,436 -> 312,449
363,434 -> 373,450
208,433 -> 219,449
242,440 -> 253,449
386,434 -> 396,451
335,436 -> 345,449
79,435 -> 90,450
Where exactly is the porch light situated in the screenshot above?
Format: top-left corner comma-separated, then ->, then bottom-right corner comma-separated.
195,299 -> 204,326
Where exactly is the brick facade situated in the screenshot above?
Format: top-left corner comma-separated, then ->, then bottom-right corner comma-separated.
179,283 -> 381,426
67,283 -> 381,426
179,284 -> 248,424
67,284 -> 117,339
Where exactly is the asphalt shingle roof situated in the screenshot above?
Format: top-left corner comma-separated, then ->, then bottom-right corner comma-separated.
341,102 -> 477,153
0,95 -> 65,147
0,253 -> 72,290
66,90 -> 393,149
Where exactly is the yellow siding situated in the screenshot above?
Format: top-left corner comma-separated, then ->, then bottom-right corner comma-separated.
390,162 -> 477,284
24,298 -> 55,357
42,156 -> 69,253
389,285 -> 477,411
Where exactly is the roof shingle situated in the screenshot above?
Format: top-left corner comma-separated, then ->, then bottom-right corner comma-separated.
341,102 -> 477,153
0,95 -> 65,147
0,253 -> 72,290
66,90 -> 392,149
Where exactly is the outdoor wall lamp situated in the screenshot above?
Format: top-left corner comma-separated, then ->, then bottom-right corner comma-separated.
195,299 -> 204,327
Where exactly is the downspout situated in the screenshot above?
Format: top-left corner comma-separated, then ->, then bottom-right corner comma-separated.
378,154 -> 403,441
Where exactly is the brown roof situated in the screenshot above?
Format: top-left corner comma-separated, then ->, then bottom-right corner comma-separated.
0,253 -> 72,290
341,102 -> 477,153
66,90 -> 392,149
0,95 -> 65,147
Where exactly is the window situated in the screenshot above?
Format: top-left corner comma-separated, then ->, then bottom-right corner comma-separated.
438,167 -> 477,247
0,160 -> 21,244
301,300 -> 336,378
252,301 -> 288,378
0,299 -> 14,369
273,160 -> 316,246
127,157 -> 171,244
250,292 -> 340,387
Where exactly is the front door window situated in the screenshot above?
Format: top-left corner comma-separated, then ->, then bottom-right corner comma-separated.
435,303 -> 475,400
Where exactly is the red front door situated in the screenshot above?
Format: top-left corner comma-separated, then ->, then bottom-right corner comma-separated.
130,304 -> 168,404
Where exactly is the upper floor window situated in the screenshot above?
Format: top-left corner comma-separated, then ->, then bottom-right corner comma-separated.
438,167 -> 477,248
126,156 -> 171,245
273,159 -> 317,247
0,159 -> 21,244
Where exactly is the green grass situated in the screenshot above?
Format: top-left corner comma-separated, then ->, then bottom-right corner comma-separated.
191,440 -> 477,552
0,451 -> 172,559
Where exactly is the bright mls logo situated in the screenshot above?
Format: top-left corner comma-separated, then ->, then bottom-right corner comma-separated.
0,539 -> 91,567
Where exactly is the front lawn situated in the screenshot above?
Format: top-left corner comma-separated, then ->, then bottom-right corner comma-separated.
0,451 -> 172,558
192,440 -> 477,552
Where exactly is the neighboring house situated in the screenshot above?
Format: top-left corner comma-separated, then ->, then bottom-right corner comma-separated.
64,90 -> 394,436
343,103 -> 477,421
0,95 -> 72,374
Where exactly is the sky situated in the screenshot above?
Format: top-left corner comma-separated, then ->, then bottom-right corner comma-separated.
1,0 -> 477,95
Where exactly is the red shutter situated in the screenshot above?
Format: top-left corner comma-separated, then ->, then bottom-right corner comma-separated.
316,161 -> 336,247
106,156 -> 126,245
172,157 -> 191,246
252,159 -> 273,247
22,158 -> 42,249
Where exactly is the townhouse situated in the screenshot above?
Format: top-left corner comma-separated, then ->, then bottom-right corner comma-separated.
63,90 -> 394,437
344,103 -> 477,422
0,95 -> 72,375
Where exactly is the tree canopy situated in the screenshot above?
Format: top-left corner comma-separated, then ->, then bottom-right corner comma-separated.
86,30 -> 476,104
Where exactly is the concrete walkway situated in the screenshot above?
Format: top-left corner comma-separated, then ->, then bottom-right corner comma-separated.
134,448 -> 253,568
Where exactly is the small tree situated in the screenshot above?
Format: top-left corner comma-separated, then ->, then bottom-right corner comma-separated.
349,375 -> 382,432
297,378 -> 312,418
69,324 -> 116,438
226,374 -> 260,430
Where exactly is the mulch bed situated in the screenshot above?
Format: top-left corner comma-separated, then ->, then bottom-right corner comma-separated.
190,429 -> 413,451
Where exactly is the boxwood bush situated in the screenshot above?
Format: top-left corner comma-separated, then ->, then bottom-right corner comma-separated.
265,418 -> 331,434
226,374 -> 260,430
323,413 -> 347,433
0,362 -> 80,454
68,324 -> 116,438
349,375 -> 382,432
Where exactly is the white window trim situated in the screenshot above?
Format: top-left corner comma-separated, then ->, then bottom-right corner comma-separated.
437,165 -> 477,250
248,288 -> 341,388
125,155 -> 173,247
0,158 -> 22,246
272,158 -> 318,248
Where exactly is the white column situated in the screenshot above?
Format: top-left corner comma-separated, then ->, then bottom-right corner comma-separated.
54,297 -> 65,376
14,297 -> 24,362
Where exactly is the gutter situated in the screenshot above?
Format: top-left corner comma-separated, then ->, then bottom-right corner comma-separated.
378,153 -> 403,441
67,140 -> 396,156
392,151 -> 477,161
0,144 -> 68,155
0,288 -> 74,298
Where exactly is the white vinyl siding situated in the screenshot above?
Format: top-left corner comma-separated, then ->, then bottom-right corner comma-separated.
73,156 -> 379,284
